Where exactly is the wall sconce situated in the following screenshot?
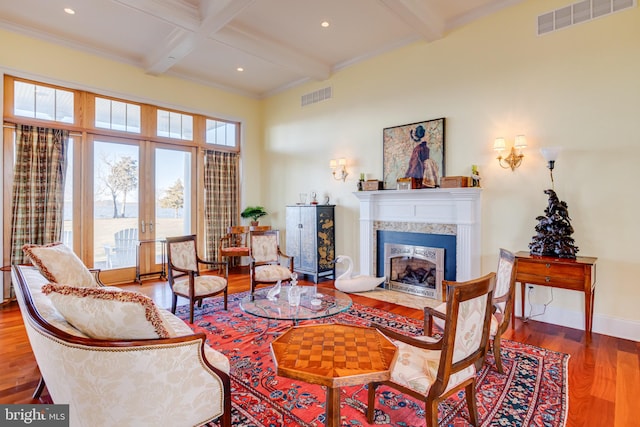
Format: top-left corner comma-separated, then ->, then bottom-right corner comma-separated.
493,135 -> 527,171
540,147 -> 562,189
330,158 -> 348,181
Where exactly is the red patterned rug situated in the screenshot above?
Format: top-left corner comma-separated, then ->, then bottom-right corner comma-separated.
176,292 -> 568,427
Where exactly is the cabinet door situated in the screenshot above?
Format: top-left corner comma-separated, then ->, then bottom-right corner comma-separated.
285,207 -> 301,269
299,207 -> 317,271
316,206 -> 335,273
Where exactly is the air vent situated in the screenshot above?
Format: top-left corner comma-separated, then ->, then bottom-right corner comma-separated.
537,0 -> 635,35
301,87 -> 332,107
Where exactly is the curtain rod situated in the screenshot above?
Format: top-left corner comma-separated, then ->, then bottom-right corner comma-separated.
3,123 -> 82,137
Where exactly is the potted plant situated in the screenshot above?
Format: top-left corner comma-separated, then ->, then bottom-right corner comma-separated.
241,206 -> 268,226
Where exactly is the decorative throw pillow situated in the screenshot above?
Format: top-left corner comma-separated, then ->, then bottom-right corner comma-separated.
23,242 -> 99,288
41,284 -> 173,339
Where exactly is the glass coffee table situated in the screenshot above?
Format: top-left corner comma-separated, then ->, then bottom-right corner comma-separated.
240,285 -> 352,324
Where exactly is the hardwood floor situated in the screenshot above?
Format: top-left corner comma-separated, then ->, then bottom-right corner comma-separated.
1,268 -> 638,427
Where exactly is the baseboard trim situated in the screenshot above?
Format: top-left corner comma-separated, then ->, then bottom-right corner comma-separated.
515,303 -> 640,342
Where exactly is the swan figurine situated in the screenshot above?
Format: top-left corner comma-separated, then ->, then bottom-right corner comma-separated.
267,280 -> 282,301
334,255 -> 385,293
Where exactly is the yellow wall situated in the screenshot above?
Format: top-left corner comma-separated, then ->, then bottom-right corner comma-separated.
262,0 -> 640,338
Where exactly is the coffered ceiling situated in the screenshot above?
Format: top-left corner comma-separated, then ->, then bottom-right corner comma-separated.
0,0 -> 525,98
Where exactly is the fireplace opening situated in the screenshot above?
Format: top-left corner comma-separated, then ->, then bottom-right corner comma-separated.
384,243 -> 444,300
392,258 -> 437,287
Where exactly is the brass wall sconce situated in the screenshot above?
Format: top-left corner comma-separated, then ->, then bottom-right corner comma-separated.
493,135 -> 527,171
330,158 -> 348,181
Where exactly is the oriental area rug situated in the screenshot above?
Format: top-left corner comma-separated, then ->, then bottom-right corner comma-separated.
176,293 -> 568,427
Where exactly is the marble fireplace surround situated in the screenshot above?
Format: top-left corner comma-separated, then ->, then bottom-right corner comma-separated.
353,188 -> 482,283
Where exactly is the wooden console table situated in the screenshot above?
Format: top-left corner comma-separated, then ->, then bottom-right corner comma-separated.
513,251 -> 597,338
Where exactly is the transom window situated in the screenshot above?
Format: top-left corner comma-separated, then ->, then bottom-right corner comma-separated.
95,97 -> 141,133
13,80 -> 74,124
157,110 -> 193,141
206,119 -> 237,148
7,76 -> 240,152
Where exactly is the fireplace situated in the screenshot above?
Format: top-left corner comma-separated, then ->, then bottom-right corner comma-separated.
384,243 -> 444,299
353,188 -> 481,296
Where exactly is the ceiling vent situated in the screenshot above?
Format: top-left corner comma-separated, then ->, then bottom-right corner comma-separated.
301,87 -> 332,107
537,0 -> 636,35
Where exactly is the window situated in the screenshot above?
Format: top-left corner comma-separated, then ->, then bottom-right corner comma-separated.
13,81 -> 74,123
206,119 -> 238,148
157,110 -> 193,140
4,75 -> 240,285
95,97 -> 141,133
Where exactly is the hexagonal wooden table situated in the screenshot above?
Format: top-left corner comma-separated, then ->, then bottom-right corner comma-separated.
270,323 -> 397,427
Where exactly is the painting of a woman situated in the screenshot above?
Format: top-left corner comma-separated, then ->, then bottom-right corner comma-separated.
405,125 -> 439,188
383,118 -> 445,190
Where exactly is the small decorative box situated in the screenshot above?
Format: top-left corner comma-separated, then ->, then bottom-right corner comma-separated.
397,177 -> 420,190
440,176 -> 471,188
362,180 -> 383,191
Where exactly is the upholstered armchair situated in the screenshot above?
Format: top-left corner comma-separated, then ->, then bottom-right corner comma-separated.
368,273 -> 496,427
166,235 -> 228,323
15,244 -> 232,427
424,248 -> 516,373
249,230 -> 294,294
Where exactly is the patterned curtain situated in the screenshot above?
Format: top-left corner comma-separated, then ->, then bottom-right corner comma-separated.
10,125 -> 69,264
204,150 -> 239,260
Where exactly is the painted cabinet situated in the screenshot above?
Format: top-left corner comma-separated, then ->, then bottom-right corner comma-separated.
285,205 -> 335,283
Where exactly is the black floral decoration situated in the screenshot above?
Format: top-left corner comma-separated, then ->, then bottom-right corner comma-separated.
529,189 -> 579,259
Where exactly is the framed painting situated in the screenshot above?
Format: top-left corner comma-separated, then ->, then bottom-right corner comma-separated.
383,118 -> 445,190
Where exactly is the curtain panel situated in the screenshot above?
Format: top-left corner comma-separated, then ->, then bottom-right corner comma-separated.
204,150 -> 239,261
10,125 -> 69,265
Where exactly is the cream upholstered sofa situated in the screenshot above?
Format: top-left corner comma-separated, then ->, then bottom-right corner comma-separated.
12,263 -> 231,427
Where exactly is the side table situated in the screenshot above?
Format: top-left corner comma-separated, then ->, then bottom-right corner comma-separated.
270,324 -> 397,427
513,251 -> 597,338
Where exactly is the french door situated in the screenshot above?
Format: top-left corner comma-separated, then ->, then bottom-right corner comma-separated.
89,135 -> 195,284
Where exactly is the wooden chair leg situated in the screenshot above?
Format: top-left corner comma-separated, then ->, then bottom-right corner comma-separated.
465,380 -> 479,426
220,395 -> 232,427
223,289 -> 228,310
493,334 -> 504,374
425,398 -> 439,427
32,376 -> 46,399
171,294 -> 178,314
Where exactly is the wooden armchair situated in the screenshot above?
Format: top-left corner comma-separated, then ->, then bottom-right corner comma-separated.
424,249 -> 516,373
218,226 -> 250,267
249,230 -> 293,294
166,235 -> 228,323
368,273 -> 496,427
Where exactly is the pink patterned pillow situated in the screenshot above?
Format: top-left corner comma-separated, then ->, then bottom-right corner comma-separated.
42,284 -> 173,339
23,242 -> 98,288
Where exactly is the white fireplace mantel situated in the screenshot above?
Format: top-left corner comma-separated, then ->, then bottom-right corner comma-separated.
353,188 -> 482,281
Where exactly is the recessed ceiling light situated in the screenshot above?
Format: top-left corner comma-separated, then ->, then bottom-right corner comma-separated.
237,67 -> 244,72
321,21 -> 330,28
64,8 -> 75,15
